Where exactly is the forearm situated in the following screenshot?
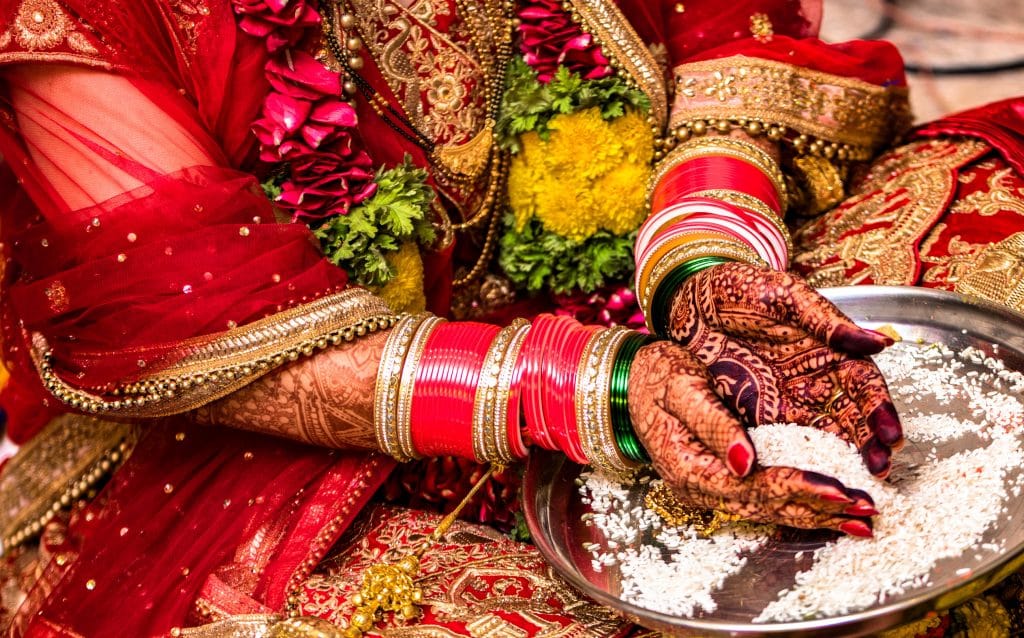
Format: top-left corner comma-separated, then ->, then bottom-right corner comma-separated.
193,329 -> 386,450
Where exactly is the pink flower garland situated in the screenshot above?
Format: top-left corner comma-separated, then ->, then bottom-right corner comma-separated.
517,0 -> 612,82
233,0 -> 377,222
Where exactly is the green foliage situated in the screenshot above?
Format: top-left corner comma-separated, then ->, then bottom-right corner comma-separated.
498,214 -> 636,294
495,58 -> 650,153
508,510 -> 532,543
313,159 -> 435,287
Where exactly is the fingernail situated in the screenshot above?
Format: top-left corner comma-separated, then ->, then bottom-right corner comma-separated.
869,403 -> 903,446
866,329 -> 896,347
862,439 -> 891,477
727,442 -> 753,476
846,488 -> 876,508
831,324 -> 887,355
839,520 -> 874,538
821,492 -> 855,504
804,472 -> 855,503
845,504 -> 879,517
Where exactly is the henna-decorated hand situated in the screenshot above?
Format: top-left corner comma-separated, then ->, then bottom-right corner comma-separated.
629,341 -> 876,534
667,262 -> 902,477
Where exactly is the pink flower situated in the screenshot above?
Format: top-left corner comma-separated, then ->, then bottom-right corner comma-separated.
266,51 -> 340,99
518,0 -> 612,82
276,149 -> 377,221
232,0 -> 320,52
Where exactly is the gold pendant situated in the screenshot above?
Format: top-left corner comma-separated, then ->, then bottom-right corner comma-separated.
432,120 -> 495,180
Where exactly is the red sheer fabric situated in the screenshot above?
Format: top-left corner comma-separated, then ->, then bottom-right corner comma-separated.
0,66 -> 346,437
19,422 -> 392,637
650,0 -> 905,87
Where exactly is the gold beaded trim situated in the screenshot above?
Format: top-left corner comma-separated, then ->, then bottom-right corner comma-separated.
564,0 -> 668,131
669,56 -> 911,153
0,415 -> 139,554
576,327 -> 639,476
648,137 -> 788,210
472,319 -> 528,464
687,188 -> 794,257
395,316 -> 445,461
641,239 -> 765,331
374,313 -> 431,463
31,289 -> 396,418
492,321 -> 531,463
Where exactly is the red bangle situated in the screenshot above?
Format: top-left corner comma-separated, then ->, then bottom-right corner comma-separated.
652,156 -> 781,213
521,315 -> 557,450
411,322 -> 499,458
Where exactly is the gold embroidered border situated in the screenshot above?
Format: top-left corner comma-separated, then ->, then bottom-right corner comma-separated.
568,0 -> 668,129
31,288 -> 396,418
670,56 -> 910,152
793,139 -> 990,287
0,415 -> 139,552
955,233 -> 1024,315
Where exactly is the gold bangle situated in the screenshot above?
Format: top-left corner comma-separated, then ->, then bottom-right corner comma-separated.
642,239 -> 765,332
687,188 -> 794,258
576,327 -> 639,476
491,320 -> 532,464
472,319 -> 527,464
374,313 -> 430,461
395,316 -> 445,462
648,137 -> 788,210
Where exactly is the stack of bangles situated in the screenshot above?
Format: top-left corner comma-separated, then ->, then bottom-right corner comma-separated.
636,136 -> 794,335
374,313 -> 653,475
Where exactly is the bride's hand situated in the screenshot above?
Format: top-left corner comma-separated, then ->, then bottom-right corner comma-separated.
666,262 -> 902,477
629,341 -> 876,535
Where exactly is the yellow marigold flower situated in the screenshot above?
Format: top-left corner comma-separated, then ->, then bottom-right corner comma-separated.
373,241 -> 426,314
508,107 -> 654,242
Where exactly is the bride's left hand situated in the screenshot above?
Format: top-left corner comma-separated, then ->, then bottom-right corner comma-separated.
666,262 -> 902,477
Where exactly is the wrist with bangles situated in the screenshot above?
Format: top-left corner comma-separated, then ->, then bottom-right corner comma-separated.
373,313 -> 653,475
636,135 -> 793,335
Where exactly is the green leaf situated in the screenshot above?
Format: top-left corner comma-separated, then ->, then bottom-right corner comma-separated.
497,214 -> 636,294
310,157 -> 434,287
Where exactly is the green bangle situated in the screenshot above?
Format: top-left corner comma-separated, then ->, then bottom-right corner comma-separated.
650,256 -> 732,336
610,333 -> 654,463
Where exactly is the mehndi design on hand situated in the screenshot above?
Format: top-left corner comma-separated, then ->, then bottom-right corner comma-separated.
667,262 -> 902,477
628,341 -> 876,534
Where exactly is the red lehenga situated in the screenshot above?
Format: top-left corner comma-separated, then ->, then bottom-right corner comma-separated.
0,0 -> 1020,636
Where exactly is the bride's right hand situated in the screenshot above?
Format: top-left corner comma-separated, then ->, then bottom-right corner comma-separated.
628,340 -> 877,535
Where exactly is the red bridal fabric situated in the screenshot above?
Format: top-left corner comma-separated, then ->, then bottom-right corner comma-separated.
653,0 -> 906,87
914,97 -> 1024,176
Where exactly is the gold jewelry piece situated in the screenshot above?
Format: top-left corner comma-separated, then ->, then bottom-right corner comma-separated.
687,188 -> 794,257
644,481 -> 740,537
374,313 -> 431,462
792,155 -> 847,214
395,316 -> 445,461
472,319 -> 528,463
576,327 -> 640,476
343,464 -> 502,637
491,321 -> 531,463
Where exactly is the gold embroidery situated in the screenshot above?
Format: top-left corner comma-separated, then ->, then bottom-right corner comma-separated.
567,0 -> 668,129
0,415 -> 138,552
793,139 -> 990,287
0,0 -> 108,67
749,13 -> 773,43
433,120 -> 494,180
32,289 -> 396,418
955,233 -> 1024,314
920,231 -> 991,289
950,167 -> 1024,217
298,507 -> 626,637
671,56 -> 910,154
43,281 -> 68,314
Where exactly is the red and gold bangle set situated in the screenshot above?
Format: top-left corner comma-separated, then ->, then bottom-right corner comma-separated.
635,136 -> 793,333
374,313 -> 646,475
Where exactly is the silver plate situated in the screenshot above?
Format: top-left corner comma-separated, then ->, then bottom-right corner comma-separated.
523,286 -> 1024,637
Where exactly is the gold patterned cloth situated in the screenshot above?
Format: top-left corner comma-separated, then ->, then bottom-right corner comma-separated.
793,136 -> 1024,316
